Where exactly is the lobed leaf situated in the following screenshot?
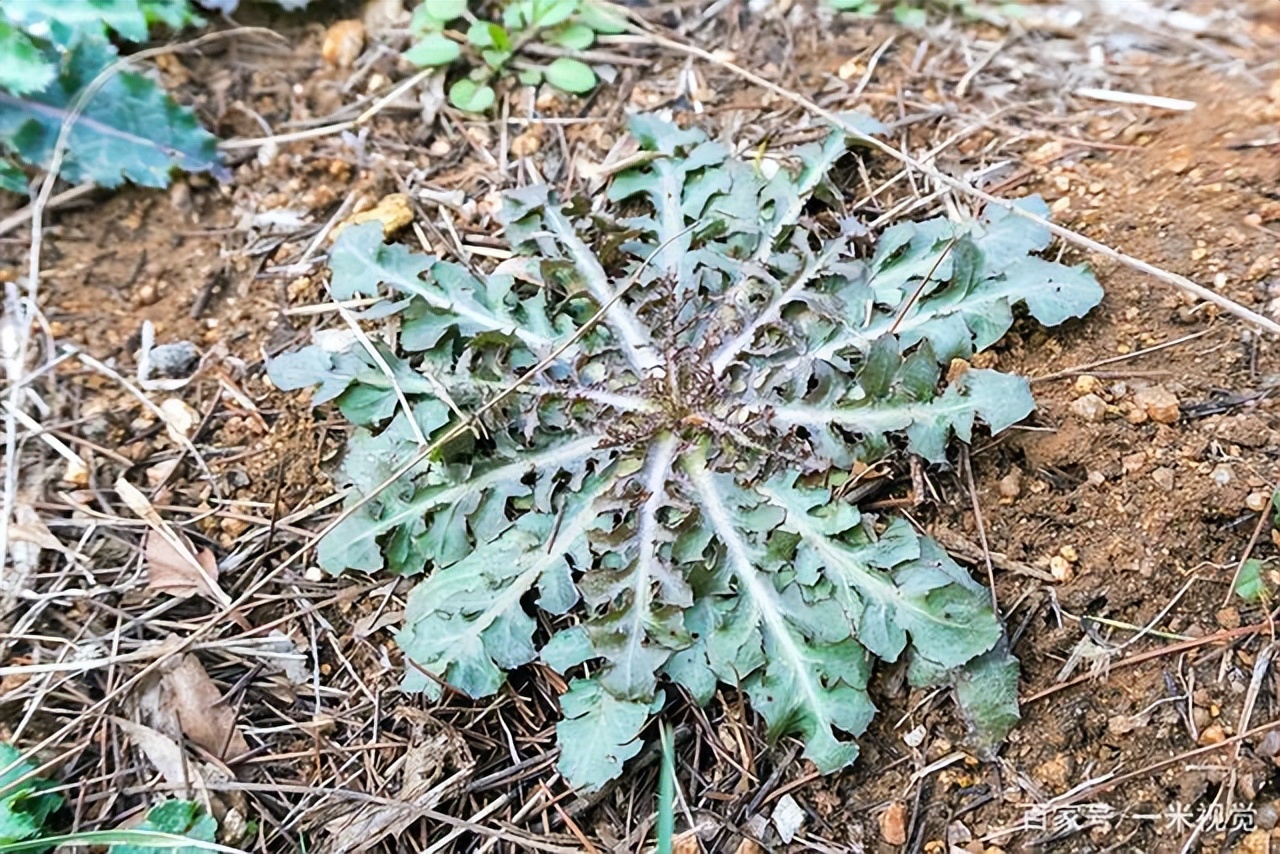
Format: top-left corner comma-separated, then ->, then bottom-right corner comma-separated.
0,744 -> 62,845
555,679 -> 662,791
108,800 -> 218,854
0,36 -> 223,188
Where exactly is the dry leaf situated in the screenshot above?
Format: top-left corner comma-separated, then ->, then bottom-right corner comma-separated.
672,830 -> 703,854
733,839 -> 763,854
164,654 -> 250,760
145,529 -> 220,600
159,397 -> 200,442
114,717 -> 213,809
771,793 -> 805,843
118,475 -> 230,606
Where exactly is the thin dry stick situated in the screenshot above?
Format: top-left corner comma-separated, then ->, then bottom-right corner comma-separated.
0,182 -> 96,238
217,66 -> 437,152
888,235 -> 959,336
960,446 -> 998,612
1049,718 -> 1280,811
632,25 -> 1280,338
1024,611 -> 1278,704
1031,328 -> 1214,383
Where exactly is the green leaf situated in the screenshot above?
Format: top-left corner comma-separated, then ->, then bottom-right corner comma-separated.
140,0 -> 200,30
580,435 -> 689,700
544,57 -> 596,94
109,800 -> 218,854
410,3 -> 444,33
403,33 -> 460,67
327,221 -> 568,355
530,0 -> 579,28
0,24 -> 55,96
893,3 -> 927,27
447,78 -> 495,112
683,454 -> 877,773
769,367 -> 1035,466
398,474 -> 614,698
577,0 -> 628,33
0,744 -> 62,846
555,679 -> 660,791
549,22 -> 594,50
952,641 -> 1021,755
318,436 -> 607,574
466,21 -> 510,50
0,35 -> 222,188
0,160 -> 27,194
419,0 -> 467,24
1235,559 -> 1272,604
759,476 -> 1001,668
1,0 -> 151,43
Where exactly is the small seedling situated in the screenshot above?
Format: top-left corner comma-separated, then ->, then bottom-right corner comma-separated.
402,0 -> 627,112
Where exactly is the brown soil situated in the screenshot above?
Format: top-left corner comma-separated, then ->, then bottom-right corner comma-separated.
2,1 -> 1278,853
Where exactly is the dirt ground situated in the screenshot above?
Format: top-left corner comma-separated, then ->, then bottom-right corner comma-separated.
1,0 -> 1278,852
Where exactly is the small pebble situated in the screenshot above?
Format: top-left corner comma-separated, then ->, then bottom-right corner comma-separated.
1198,724 -> 1226,746
880,802 -> 908,846
1238,829 -> 1269,854
1122,451 -> 1148,475
335,193 -> 413,239
510,130 -> 542,157
1246,492 -> 1270,512
1255,802 -> 1278,830
1049,555 -> 1072,582
1257,729 -> 1280,759
1215,607 -> 1241,630
1133,385 -> 1180,424
1070,393 -> 1108,423
148,341 -> 201,378
1151,468 -> 1175,491
322,19 -> 365,68
998,470 -> 1022,499
1073,374 -> 1101,396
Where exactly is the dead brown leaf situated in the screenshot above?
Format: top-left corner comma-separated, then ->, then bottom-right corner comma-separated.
145,529 -> 220,600
114,717 -> 213,807
119,475 -> 229,606
673,830 -> 703,854
162,654 -> 250,760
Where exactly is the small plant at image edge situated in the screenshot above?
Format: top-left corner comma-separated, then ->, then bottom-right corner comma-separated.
829,0 -> 1023,29
402,0 -> 627,112
1233,488 -> 1280,605
0,0 -> 226,195
1,744 -> 231,853
269,114 -> 1104,791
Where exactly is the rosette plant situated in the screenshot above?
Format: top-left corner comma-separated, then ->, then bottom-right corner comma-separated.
270,114 -> 1102,790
